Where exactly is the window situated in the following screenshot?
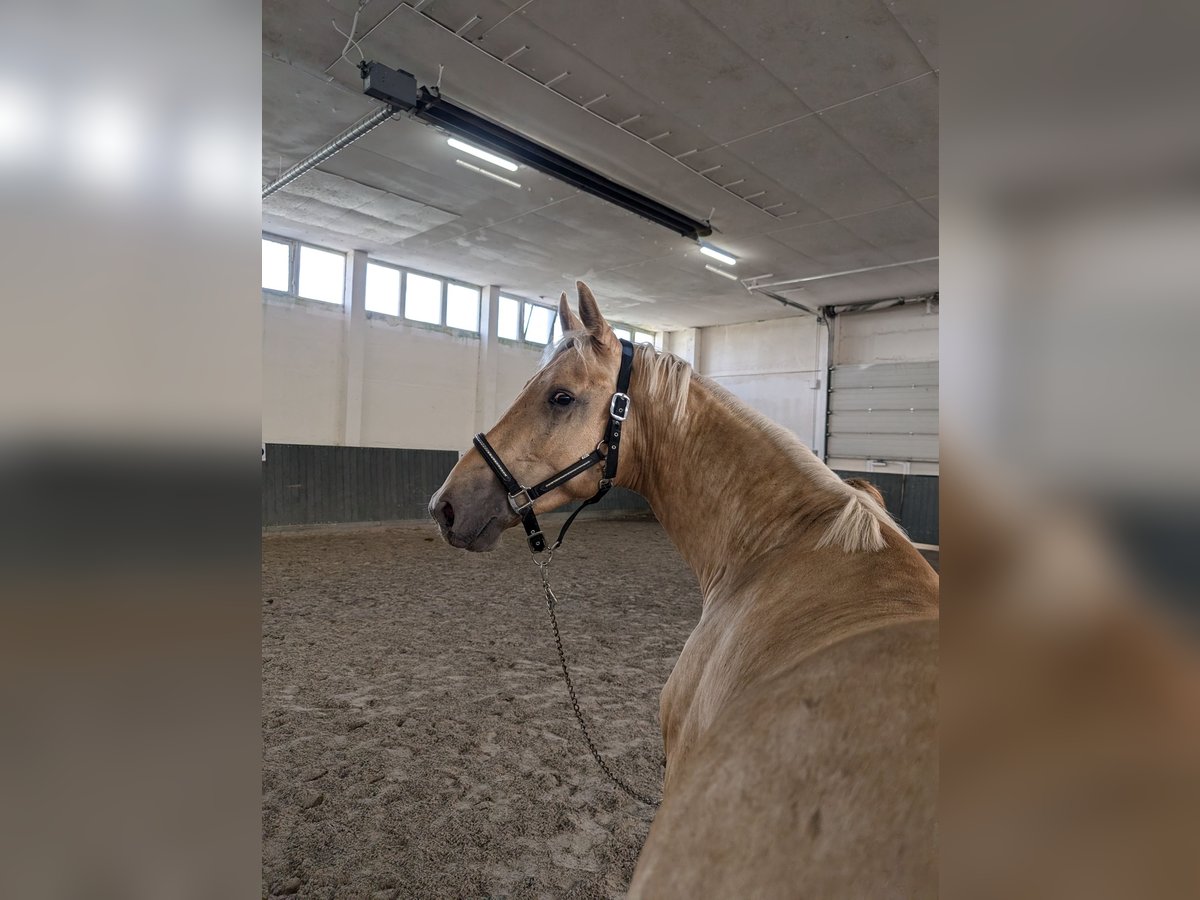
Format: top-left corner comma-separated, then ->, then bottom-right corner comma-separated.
445,283 -> 480,332
552,313 -> 564,343
365,262 -> 401,316
608,319 -> 658,349
262,237 -> 291,292
523,303 -> 555,345
297,245 -> 345,304
498,295 -> 521,340
405,272 -> 442,324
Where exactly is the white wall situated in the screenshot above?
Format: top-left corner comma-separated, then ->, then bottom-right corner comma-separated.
694,316 -> 826,450
262,292 -> 544,450
834,301 -> 938,365
360,319 -> 480,450
495,342 -> 538,413
261,298 -> 345,445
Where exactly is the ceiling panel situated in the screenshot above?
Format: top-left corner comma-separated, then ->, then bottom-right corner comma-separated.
263,0 -> 406,70
262,54 -> 378,171
538,192 -> 681,255
729,115 -> 912,218
766,219 -> 894,270
264,170 -> 458,243
686,0 -> 933,110
819,72 -> 939,200
838,201 -> 939,262
483,213 -> 658,275
885,0 -> 938,68
515,0 -> 811,145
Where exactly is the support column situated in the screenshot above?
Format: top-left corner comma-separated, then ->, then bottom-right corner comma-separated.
813,311 -> 834,461
474,285 -> 501,434
670,327 -> 702,370
341,249 -> 367,446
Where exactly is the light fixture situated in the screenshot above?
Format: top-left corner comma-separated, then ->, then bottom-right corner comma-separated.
261,59 -> 719,234
704,264 -> 739,281
355,61 -> 711,239
455,158 -> 521,189
699,243 -> 737,266
447,137 -> 518,172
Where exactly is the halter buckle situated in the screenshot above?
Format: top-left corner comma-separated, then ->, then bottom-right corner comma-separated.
609,392 -> 630,422
508,488 -> 534,516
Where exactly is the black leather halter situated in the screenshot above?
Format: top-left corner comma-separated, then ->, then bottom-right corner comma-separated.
473,338 -> 635,554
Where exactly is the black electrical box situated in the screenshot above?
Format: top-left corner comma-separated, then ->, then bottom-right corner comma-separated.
361,61 -> 418,110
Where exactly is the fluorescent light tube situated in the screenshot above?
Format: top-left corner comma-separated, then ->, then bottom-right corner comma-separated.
704,264 -> 739,281
447,137 -> 518,171
699,243 -> 737,266
455,158 -> 522,189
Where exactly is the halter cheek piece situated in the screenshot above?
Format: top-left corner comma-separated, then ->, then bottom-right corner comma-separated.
473,338 -> 635,554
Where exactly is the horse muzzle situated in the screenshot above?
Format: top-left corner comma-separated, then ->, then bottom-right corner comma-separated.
428,477 -> 512,552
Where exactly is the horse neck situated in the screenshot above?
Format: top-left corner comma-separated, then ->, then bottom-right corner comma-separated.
619,368 -> 846,595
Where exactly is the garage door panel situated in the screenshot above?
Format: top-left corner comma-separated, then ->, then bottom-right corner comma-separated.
831,386 -> 939,411
827,433 -> 939,461
831,361 -> 938,389
828,361 -> 939,463
828,410 -> 939,434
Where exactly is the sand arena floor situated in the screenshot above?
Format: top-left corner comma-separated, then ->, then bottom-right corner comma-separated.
262,518 -> 699,899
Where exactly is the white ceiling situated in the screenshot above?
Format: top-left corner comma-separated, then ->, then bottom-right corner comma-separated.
262,0 -> 938,330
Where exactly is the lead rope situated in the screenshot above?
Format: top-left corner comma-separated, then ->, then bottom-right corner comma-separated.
536,553 -> 662,808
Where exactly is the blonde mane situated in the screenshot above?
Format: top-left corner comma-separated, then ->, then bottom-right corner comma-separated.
542,335 -> 900,553
631,342 -> 692,424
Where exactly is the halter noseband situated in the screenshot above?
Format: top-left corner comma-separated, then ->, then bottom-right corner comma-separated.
472,338 -> 635,554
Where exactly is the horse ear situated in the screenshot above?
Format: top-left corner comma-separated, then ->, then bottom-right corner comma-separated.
558,291 -> 583,334
576,281 -> 613,343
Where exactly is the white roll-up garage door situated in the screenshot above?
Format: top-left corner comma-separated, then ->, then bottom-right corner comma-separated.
827,361 -> 939,462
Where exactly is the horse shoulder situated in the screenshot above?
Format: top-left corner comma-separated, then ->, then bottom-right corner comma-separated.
630,618 -> 938,900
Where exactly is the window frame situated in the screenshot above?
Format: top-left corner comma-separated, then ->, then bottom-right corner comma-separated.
500,294 -> 560,348
364,258 -> 404,318
496,295 -> 659,351
295,241 -> 348,306
497,293 -> 523,342
261,232 -> 349,308
370,261 -> 482,336
521,299 -> 556,346
401,268 -> 447,327
611,320 -> 660,348
261,234 -> 297,296
444,279 -> 483,334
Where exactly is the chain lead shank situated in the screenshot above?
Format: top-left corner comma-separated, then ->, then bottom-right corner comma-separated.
538,561 -> 661,807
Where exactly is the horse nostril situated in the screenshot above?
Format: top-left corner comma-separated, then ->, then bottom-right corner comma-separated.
435,499 -> 454,529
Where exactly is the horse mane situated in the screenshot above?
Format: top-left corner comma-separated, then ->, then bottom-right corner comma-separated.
542,334 -> 900,553
631,342 -> 692,423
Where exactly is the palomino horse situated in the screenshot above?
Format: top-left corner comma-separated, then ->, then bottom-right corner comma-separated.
430,282 -> 938,897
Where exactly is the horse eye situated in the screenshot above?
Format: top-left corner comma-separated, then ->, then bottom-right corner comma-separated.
549,390 -> 575,407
